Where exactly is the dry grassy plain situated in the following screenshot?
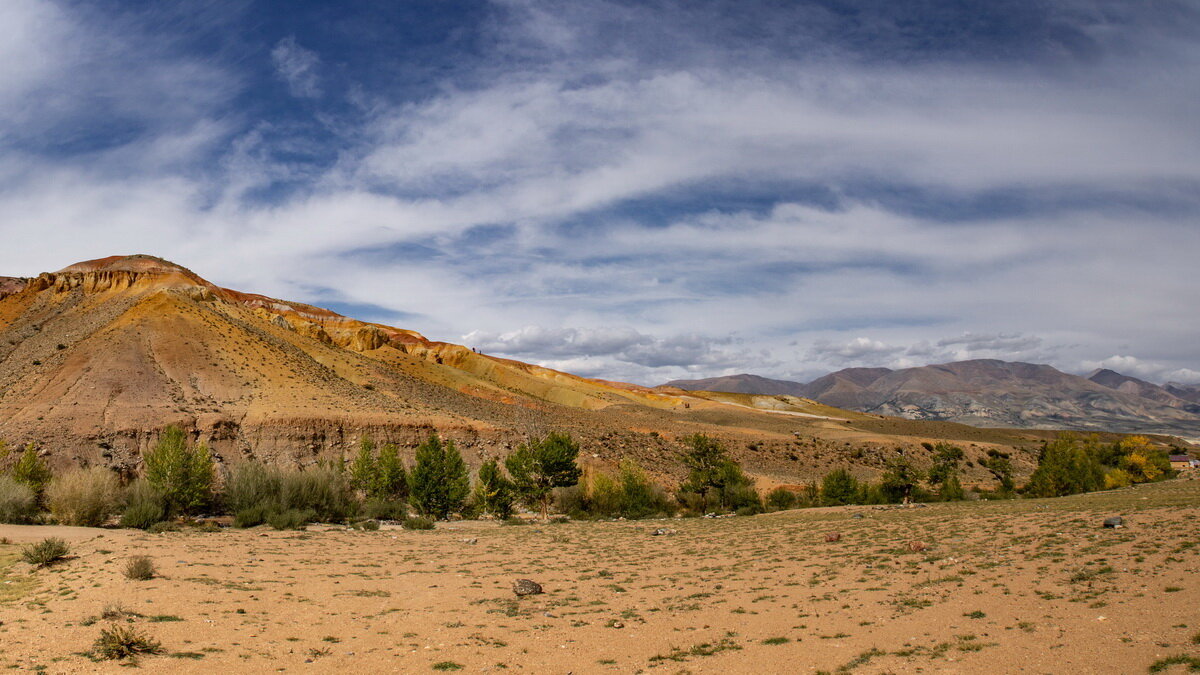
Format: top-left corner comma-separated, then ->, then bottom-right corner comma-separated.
3,480 -> 1199,674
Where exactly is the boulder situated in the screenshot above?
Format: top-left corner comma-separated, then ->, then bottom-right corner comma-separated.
1103,516 -> 1124,529
512,579 -> 543,596
825,532 -> 842,543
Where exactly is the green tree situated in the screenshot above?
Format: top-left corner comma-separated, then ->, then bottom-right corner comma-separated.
506,432 -> 582,520
143,426 -> 214,516
474,458 -> 515,519
10,443 -> 51,502
349,436 -> 379,496
408,435 -> 470,519
926,443 -> 963,486
981,449 -> 1015,493
820,468 -> 860,506
1025,434 -> 1104,497
879,457 -> 923,504
677,434 -> 734,513
375,443 -> 409,501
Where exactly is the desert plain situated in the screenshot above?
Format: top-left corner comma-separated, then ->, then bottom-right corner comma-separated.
2,479 -> 1199,674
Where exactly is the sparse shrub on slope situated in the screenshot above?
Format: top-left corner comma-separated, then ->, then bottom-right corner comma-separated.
46,467 -> 122,527
0,475 -> 38,524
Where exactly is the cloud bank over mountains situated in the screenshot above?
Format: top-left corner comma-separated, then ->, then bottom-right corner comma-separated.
1,0 -> 1198,385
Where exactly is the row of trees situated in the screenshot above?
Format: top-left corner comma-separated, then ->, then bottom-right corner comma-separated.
0,430 -> 1181,528
0,429 -> 589,528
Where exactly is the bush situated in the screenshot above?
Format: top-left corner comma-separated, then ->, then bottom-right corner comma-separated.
558,461 -> 673,520
46,468 -> 122,527
938,473 -> 965,501
820,469 -> 860,506
615,460 -> 673,518
120,480 -> 166,530
21,537 -> 70,566
124,555 -> 156,580
222,462 -> 281,515
0,475 -> 37,524
93,624 -> 162,660
402,516 -> 435,530
278,468 -> 356,522
234,505 -> 270,528
147,521 -> 179,534
409,435 -> 470,520
143,426 -> 213,516
268,509 -> 314,530
1104,468 -> 1134,490
361,499 -> 407,521
735,505 -> 760,517
766,487 -> 798,511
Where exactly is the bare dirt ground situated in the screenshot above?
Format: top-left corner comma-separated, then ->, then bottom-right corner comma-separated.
2,480 -> 1199,674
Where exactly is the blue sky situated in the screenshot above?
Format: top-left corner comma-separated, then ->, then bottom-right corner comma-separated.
2,0 -> 1199,385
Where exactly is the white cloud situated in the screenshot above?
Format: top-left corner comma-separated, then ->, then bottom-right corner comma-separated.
0,2 -> 1197,389
271,36 -> 321,98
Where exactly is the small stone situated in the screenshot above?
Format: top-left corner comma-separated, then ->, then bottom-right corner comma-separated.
651,528 -> 677,536
825,532 -> 842,543
513,579 -> 543,596
461,538 -> 478,544
852,514 -> 864,519
1103,516 -> 1124,529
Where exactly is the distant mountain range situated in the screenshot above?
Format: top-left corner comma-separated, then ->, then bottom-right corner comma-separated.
664,360 -> 1200,438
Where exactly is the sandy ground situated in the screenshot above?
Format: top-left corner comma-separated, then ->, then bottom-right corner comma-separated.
2,480 -> 1199,674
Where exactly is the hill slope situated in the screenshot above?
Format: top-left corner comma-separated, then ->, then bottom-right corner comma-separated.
1,255 -> 1065,485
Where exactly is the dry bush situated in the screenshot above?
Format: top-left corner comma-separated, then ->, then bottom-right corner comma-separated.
21,537 -> 70,566
0,475 -> 38,524
46,468 -> 122,527
124,555 -> 156,580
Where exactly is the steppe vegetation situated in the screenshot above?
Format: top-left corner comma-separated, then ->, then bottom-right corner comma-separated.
0,430 -> 1184,532
0,475 -> 1197,672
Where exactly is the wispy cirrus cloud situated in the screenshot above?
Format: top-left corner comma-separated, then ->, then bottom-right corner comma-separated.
271,36 -> 321,98
0,0 -> 1198,386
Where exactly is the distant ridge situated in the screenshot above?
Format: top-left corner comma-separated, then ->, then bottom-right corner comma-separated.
665,359 -> 1200,437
